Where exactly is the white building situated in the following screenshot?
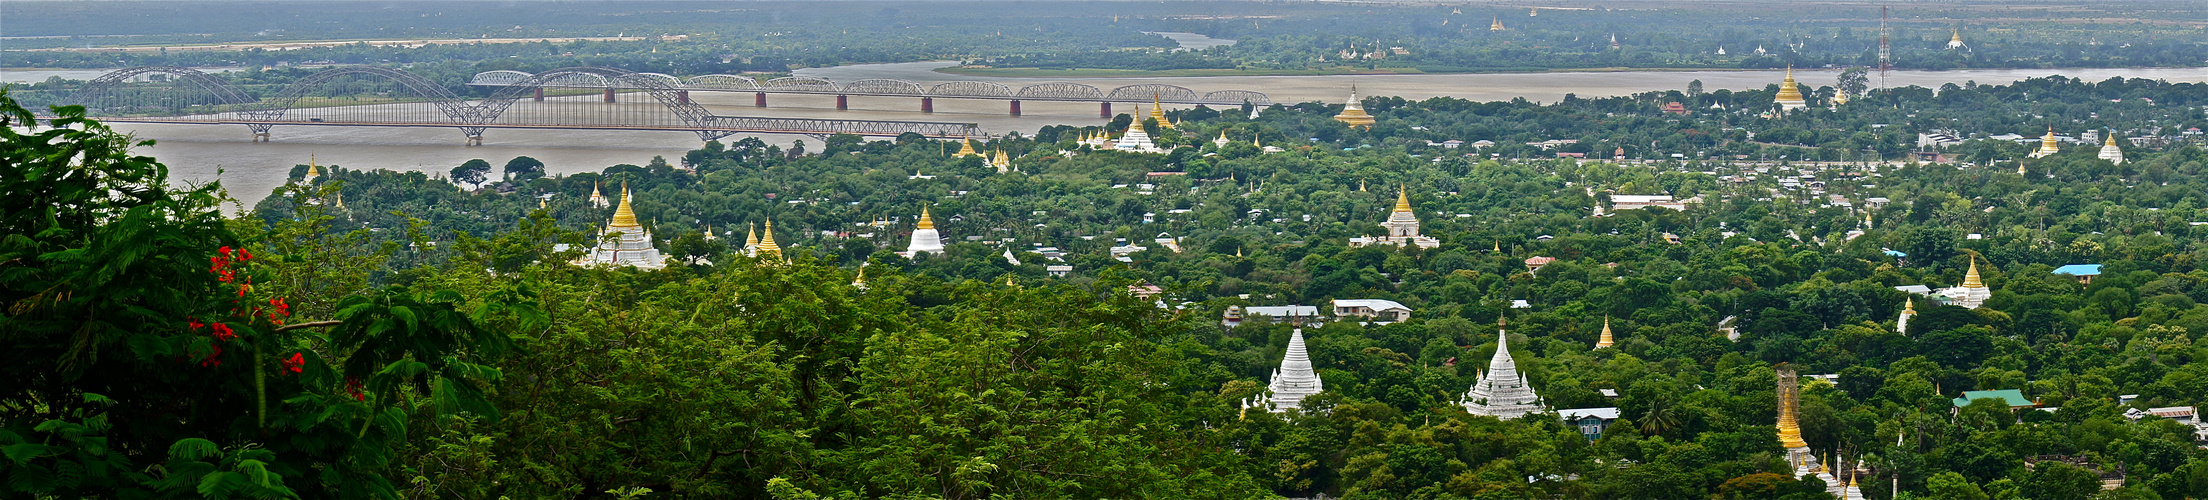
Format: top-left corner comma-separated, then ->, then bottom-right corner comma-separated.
1332,299 -> 1412,324
2099,134 -> 2126,164
1113,120 -> 1166,154
1246,305 -> 1322,326
1935,256 -> 1992,309
1609,194 -> 1696,212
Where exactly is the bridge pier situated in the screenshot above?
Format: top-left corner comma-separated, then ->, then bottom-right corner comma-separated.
534,88 -> 545,102
755,93 -> 768,107
1100,102 -> 1111,118
1009,100 -> 1022,117
836,95 -> 848,110
603,88 -> 617,103
254,131 -> 270,142
677,91 -> 691,104
921,97 -> 933,113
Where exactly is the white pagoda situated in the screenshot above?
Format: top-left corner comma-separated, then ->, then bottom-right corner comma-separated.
1114,120 -> 1165,153
1349,187 -> 1440,249
1936,255 -> 1991,309
1247,328 -> 1325,413
899,206 -> 945,257
583,183 -> 668,270
2098,133 -> 2125,165
1460,318 -> 1544,419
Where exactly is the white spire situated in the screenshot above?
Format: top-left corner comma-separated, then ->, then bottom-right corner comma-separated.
1461,320 -> 1544,419
1249,328 -> 1324,412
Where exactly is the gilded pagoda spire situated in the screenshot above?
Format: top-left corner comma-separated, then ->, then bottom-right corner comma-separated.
745,223 -> 759,251
1394,185 -> 1413,213
954,136 -> 981,157
1150,94 -> 1173,129
1774,66 -> 1807,110
755,218 -> 783,260
917,206 -> 936,230
1776,364 -> 1809,449
610,182 -> 641,228
1962,253 -> 1985,288
1595,316 -> 1614,349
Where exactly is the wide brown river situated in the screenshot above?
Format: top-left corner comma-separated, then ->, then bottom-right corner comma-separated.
6,62 -> 2203,206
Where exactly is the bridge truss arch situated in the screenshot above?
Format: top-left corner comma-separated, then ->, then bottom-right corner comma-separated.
1107,84 -> 1198,102
844,79 -> 925,96
479,66 -> 729,140
1201,90 -> 1273,106
931,81 -> 1015,98
241,66 -> 477,127
763,76 -> 839,93
70,66 -> 257,116
468,70 -> 534,87
686,74 -> 760,90
1015,82 -> 1104,100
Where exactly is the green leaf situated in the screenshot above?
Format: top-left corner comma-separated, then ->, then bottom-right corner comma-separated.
197,470 -> 243,497
390,305 -> 418,333
3,443 -> 50,465
167,438 -> 219,461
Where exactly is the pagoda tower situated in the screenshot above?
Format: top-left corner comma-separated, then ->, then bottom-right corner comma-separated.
2029,127 -> 2061,158
1461,318 -> 1544,419
2098,132 -> 2125,164
1941,254 -> 1991,309
754,218 -> 784,262
992,149 -> 1013,172
588,181 -> 609,207
1114,119 -> 1162,152
1896,298 -> 1916,335
953,137 -> 981,157
901,206 -> 945,257
1490,16 -> 1505,31
1247,328 -> 1326,412
1149,95 -> 1174,129
1333,86 -> 1377,129
301,155 -> 322,185
1948,28 -> 1967,49
1213,130 -> 1230,148
1773,67 -> 1807,111
584,182 -> 667,270
743,223 -> 760,256
1777,364 -> 1839,486
1351,186 -> 1439,248
1594,316 -> 1615,349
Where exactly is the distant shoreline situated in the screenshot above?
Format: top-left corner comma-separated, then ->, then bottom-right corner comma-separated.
936,64 -> 2208,79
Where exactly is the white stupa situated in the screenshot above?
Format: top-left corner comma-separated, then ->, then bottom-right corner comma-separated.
1460,318 -> 1544,419
1936,255 -> 1992,309
1349,187 -> 1441,249
583,183 -> 668,270
1114,120 -> 1165,153
899,206 -> 945,257
2098,133 -> 2125,165
1247,328 -> 1325,412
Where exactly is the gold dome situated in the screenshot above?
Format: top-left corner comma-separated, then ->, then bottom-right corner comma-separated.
1774,67 -> 1807,109
610,182 -> 641,229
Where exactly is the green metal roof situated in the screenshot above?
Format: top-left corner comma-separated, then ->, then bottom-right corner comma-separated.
1952,389 -> 2034,408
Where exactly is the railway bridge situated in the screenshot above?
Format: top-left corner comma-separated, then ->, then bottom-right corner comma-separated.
465,70 -> 1273,117
39,65 -> 997,144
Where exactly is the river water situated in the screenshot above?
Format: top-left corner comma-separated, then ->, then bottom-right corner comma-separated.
10,62 -> 2203,207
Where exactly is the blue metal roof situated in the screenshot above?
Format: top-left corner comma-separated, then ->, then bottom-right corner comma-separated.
2051,264 -> 2102,276
1882,249 -> 1907,257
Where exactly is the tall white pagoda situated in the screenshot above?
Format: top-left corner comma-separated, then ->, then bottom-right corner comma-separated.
1460,318 -> 1544,419
900,206 -> 945,257
1114,120 -> 1165,153
583,183 -> 668,270
1247,328 -> 1325,413
1936,254 -> 1991,309
1349,187 -> 1440,249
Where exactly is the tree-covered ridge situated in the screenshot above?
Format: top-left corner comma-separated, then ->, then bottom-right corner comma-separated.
12,62 -> 2208,498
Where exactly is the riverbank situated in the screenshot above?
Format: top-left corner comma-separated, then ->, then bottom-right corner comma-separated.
935,66 -> 1428,78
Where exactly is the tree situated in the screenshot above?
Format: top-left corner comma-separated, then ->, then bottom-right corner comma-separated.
1837,67 -> 1869,98
503,155 -> 545,182
2019,463 -> 2101,500
453,158 -> 492,188
1927,471 -> 1988,500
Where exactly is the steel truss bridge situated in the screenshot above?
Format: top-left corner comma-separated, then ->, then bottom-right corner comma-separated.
467,70 -> 1274,117
45,65 -> 989,144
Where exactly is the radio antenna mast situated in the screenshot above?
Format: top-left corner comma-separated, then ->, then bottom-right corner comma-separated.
1878,6 -> 1891,89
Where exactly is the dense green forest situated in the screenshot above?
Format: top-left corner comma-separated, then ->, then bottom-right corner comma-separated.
9,65 -> 2208,500
6,1 -> 2205,74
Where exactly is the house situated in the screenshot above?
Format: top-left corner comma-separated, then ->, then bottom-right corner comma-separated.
1046,265 -> 1072,277
1332,299 -> 1413,324
1951,389 -> 2036,410
1609,194 -> 1695,211
2052,264 -> 2102,284
1559,407 -> 1621,442
1245,305 -> 1323,326
2123,406 -> 2197,424
1662,102 -> 1688,114
1524,256 -> 1556,274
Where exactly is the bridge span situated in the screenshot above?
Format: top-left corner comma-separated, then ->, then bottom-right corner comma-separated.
39,65 -> 988,144
466,70 -> 1273,117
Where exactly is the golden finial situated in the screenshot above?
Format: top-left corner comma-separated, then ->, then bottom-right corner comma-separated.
1394,185 -> 1413,213
610,181 -> 640,228
917,205 -> 935,230
308,155 -> 321,177
1904,298 -> 1916,313
1595,316 -> 1614,349
745,223 -> 759,250
2105,130 -> 2118,147
954,136 -> 980,157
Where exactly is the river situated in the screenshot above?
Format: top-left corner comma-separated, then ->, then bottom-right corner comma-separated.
10,63 -> 2204,208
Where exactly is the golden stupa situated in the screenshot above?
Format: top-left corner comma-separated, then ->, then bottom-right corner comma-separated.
953,137 -> 981,157
1595,316 -> 1614,349
2030,127 -> 2061,158
755,218 -> 784,261
1776,364 -> 1808,449
1150,95 -> 1174,129
1333,86 -> 1377,129
1773,67 -> 1807,111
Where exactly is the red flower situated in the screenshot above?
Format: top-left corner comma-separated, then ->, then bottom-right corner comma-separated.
345,377 -> 366,401
200,344 -> 223,367
282,352 -> 304,374
238,249 -> 251,261
188,318 -> 204,330
209,323 -> 235,341
268,297 -> 291,317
